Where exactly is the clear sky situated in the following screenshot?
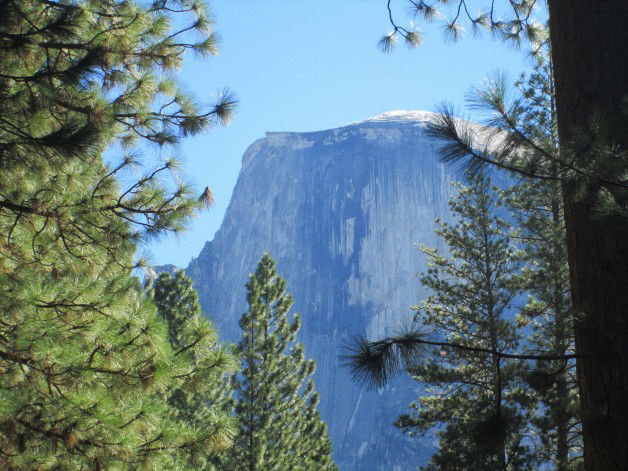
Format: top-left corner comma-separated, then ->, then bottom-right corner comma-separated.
146,0 -> 536,267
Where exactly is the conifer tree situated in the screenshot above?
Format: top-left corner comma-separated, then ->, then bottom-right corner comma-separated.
392,174 -> 533,470
506,180 -> 582,470
152,270 -> 237,470
226,254 -> 337,471
0,1 -> 234,468
503,60 -> 582,470
346,60 -> 583,469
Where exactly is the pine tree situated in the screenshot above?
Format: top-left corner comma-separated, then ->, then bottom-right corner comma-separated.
506,180 -> 582,470
393,173 -> 533,470
346,61 -> 583,469
428,54 -> 583,470
152,270 -> 237,470
226,254 -> 337,471
0,1 -> 234,468
504,60 -> 582,470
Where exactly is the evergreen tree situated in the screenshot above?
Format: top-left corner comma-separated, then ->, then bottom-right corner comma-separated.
346,61 -> 584,470
506,180 -> 582,470
152,270 -> 237,470
227,254 -> 337,471
393,174 -> 533,470
0,0 -> 234,468
504,60 -> 582,470
424,54 -> 583,470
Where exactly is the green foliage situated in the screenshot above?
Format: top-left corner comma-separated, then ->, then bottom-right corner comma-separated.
395,173 -> 534,470
225,254 -> 337,471
426,54 -> 628,227
152,271 -> 237,470
345,53 -> 584,471
506,180 -> 583,470
380,1 -> 546,52
502,60 -> 582,470
0,0 -> 234,468
382,0 -> 627,222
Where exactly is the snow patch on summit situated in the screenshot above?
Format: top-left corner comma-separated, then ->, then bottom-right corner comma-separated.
352,110 -> 438,126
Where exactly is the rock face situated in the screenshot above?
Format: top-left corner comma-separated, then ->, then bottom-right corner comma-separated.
186,111 -> 470,470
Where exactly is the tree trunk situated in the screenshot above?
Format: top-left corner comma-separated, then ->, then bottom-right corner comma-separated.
551,182 -> 571,471
555,372 -> 570,471
548,2 -> 628,469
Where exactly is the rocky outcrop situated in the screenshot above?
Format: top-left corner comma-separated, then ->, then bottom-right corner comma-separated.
185,111 -> 480,469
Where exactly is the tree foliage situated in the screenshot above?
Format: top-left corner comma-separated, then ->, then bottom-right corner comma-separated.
503,60 -> 582,470
226,254 -> 337,471
393,173 -> 533,470
380,0 -> 547,53
152,270 -> 237,470
505,178 -> 583,470
425,75 -> 628,226
0,0 -> 234,468
346,58 -> 584,470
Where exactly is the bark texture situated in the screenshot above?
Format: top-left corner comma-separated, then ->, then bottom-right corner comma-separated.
548,2 -> 628,469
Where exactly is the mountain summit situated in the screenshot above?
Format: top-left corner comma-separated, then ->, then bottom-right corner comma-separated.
351,109 -> 439,124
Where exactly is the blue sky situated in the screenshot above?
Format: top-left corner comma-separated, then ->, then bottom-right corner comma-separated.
147,0 -> 536,267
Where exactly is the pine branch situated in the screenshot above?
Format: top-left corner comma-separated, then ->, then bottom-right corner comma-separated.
343,328 -> 596,389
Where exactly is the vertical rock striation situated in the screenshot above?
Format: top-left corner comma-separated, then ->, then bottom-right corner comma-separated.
186,111 -> 475,470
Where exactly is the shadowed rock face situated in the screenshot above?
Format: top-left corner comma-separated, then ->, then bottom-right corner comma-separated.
185,111 -> 467,470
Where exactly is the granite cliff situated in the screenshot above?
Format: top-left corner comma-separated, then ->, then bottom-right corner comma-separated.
184,111 -> 482,469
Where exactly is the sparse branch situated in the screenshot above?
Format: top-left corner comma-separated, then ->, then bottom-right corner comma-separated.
429,103 -> 628,194
382,0 -> 545,50
344,329 -> 594,389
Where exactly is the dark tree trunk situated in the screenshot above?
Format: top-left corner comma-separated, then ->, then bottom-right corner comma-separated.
555,372 -> 570,470
548,1 -> 628,469
551,189 -> 570,471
